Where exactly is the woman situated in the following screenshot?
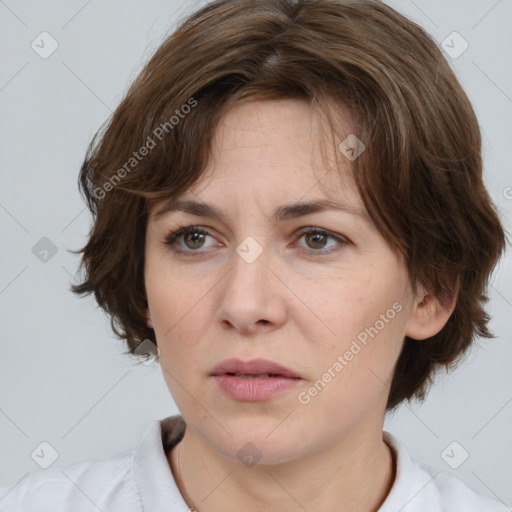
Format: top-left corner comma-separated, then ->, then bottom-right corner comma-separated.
0,0 -> 508,510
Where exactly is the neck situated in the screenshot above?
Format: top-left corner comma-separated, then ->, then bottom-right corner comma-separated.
168,423 -> 396,512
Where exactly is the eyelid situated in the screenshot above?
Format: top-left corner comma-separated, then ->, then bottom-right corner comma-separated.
163,224 -> 219,252
294,226 -> 349,243
163,224 -> 350,256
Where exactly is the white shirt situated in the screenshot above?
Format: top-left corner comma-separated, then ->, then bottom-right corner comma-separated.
0,415 -> 508,511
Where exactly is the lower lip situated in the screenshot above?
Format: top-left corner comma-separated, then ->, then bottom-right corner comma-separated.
213,375 -> 301,401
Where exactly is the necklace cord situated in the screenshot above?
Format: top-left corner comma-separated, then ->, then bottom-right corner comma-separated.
176,442 -> 199,512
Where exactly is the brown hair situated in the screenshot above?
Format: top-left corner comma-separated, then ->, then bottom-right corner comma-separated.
71,0 -> 507,411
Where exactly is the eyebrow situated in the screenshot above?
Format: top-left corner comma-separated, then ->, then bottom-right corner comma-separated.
152,198 -> 368,223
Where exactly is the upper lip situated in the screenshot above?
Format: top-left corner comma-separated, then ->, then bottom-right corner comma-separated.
210,358 -> 302,379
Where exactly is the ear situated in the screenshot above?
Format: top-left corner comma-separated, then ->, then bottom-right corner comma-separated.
145,307 -> 153,329
405,278 -> 459,341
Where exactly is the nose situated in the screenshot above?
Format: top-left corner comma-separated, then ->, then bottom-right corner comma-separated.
216,243 -> 287,335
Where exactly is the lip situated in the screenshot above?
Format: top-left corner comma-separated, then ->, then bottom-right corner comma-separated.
210,358 -> 301,379
210,358 -> 303,402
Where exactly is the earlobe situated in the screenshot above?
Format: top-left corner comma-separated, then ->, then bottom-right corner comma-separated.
405,280 -> 458,341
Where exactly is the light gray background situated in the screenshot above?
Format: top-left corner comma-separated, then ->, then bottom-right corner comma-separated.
1,0 -> 511,506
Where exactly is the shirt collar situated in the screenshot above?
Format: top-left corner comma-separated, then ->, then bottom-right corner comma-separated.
133,415 -> 425,512
379,431 -> 436,511
133,415 -> 190,512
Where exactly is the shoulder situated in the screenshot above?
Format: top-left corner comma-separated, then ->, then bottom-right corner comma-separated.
418,462 -> 509,511
381,432 -> 510,512
0,449 -> 141,512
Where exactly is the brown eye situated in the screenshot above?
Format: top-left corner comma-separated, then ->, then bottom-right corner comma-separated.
304,231 -> 329,249
164,226 -> 215,254
295,227 -> 349,255
182,231 -> 207,249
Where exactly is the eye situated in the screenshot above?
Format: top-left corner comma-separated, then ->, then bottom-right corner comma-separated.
294,227 -> 349,255
163,224 -> 218,254
163,224 -> 349,256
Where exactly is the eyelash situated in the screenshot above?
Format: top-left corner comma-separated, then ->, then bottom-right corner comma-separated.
163,223 -> 349,257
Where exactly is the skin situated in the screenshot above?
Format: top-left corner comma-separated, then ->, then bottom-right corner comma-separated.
144,98 -> 456,512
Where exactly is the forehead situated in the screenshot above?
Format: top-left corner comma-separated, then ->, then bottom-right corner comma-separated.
210,97 -> 353,170
151,98 -> 363,216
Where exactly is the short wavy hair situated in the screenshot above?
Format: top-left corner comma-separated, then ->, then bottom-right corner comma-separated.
71,0 -> 507,411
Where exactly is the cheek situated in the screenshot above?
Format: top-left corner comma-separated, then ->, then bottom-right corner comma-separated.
292,268 -> 401,340
292,269 -> 407,389
145,250 -> 207,333
295,307 -> 404,423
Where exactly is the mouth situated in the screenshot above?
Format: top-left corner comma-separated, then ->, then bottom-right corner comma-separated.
223,373 -> 289,379
210,358 -> 303,402
210,358 -> 302,379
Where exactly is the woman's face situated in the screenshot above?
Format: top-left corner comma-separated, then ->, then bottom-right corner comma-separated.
145,98 -> 421,464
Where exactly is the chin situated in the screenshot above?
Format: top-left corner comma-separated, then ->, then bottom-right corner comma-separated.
193,410 -> 310,464
216,433 -> 307,467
